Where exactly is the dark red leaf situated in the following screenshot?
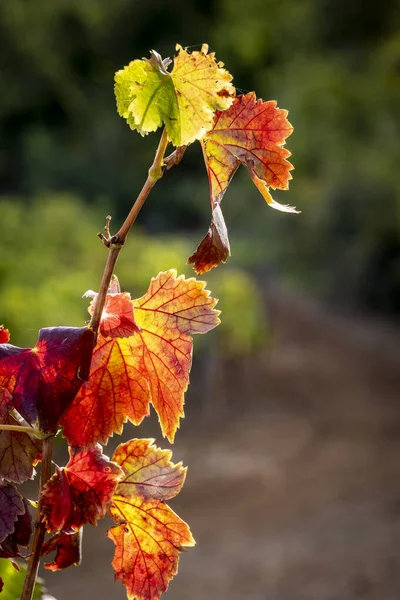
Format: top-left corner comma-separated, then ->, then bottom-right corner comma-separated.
41,444 -> 122,532
0,482 -> 24,543
0,498 -> 32,559
0,389 -> 42,484
0,327 -> 95,432
11,498 -> 31,547
187,205 -> 230,274
42,529 -> 82,571
41,466 -> 71,533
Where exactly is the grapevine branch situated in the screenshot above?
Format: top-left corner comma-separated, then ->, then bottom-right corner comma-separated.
89,127 -> 169,335
21,435 -> 54,600
0,42 -> 297,600
19,127 -> 170,600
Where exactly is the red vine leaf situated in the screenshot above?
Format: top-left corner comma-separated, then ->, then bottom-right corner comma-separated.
108,439 -> 194,600
62,334 -> 150,449
0,497 -> 32,559
0,327 -> 95,432
41,466 -> 71,533
86,284 -> 139,339
0,482 -> 24,543
0,389 -> 42,484
189,92 -> 297,273
62,270 -> 220,446
0,327 -> 10,344
42,529 -> 82,571
41,445 -> 122,533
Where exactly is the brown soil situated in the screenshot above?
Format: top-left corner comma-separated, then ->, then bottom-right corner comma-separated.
41,286 -> 400,600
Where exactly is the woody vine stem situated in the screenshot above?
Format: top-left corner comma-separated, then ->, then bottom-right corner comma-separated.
21,127 -> 170,600
89,127 -> 169,335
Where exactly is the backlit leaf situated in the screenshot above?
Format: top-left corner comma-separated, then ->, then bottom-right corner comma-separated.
0,389 -> 41,484
0,483 -> 24,543
41,445 -> 122,532
115,44 -> 235,146
0,327 -> 95,432
189,92 -> 297,273
113,439 -> 186,502
42,529 -> 82,571
0,327 -> 10,345
62,271 -> 220,446
85,282 -> 139,339
108,439 -> 194,600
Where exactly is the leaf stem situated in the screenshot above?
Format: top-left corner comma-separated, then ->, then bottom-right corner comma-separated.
21,435 -> 54,600
0,423 -> 48,438
89,127 -> 169,335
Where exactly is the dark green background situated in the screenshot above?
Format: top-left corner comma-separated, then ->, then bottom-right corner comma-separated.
1,0 -> 399,341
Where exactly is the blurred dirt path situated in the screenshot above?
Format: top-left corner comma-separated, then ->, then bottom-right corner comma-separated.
43,286 -> 400,600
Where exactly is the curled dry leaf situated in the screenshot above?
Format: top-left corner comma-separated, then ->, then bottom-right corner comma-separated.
188,204 -> 230,275
62,270 -> 220,446
190,92 -> 297,273
42,529 -> 82,571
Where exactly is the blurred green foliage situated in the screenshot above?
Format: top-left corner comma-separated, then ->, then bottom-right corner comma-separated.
206,269 -> 269,356
0,559 -> 43,599
0,0 -> 399,313
0,194 -> 268,352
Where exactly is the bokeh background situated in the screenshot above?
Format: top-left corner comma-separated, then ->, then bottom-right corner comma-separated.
1,0 -> 400,598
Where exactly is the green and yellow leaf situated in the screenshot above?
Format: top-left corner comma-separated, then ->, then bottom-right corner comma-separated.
115,44 -> 235,146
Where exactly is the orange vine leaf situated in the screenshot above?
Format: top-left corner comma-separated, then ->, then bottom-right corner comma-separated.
41,445 -> 122,533
113,438 -> 186,501
62,270 -> 220,446
0,327 -> 10,345
108,439 -> 194,600
189,92 -> 297,273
